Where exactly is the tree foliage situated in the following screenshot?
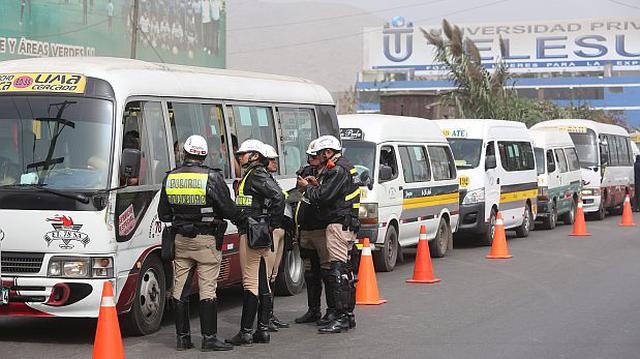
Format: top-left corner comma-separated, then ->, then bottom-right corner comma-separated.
423,19 -> 625,127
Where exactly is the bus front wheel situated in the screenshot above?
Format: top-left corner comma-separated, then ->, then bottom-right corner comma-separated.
122,254 -> 166,336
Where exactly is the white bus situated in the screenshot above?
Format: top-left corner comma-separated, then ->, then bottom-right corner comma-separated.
0,57 -> 339,334
532,119 -> 634,220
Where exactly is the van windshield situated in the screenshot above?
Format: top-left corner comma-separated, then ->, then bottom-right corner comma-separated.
447,138 -> 482,169
568,130 -> 598,168
342,140 -> 375,184
0,96 -> 113,189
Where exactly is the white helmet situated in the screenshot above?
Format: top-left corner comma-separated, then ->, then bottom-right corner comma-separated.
236,139 -> 267,157
183,135 -> 208,156
263,144 -> 279,159
314,135 -> 341,152
306,139 -> 318,156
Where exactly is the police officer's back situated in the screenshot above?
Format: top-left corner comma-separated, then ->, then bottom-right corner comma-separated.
158,135 -> 240,352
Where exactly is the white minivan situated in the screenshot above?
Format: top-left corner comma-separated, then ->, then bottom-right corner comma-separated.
530,128 -> 582,229
434,119 -> 538,245
339,114 -> 459,272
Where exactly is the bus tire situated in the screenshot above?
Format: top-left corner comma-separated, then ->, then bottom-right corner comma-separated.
273,245 -> 304,296
562,198 -> 576,225
478,209 -> 496,246
515,204 -> 533,238
429,219 -> 450,258
374,225 -> 398,272
542,200 -> 557,230
122,254 -> 166,336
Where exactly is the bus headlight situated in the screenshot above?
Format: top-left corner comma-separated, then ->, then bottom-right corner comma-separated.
48,257 -> 113,278
358,203 -> 378,224
462,188 -> 485,205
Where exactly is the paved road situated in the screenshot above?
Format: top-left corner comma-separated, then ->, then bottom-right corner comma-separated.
2,214 -> 640,359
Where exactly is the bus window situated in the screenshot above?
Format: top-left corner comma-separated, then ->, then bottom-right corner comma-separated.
227,105 -> 277,149
316,105 -> 340,138
277,107 -> 318,175
121,102 -> 153,186
168,102 -> 230,178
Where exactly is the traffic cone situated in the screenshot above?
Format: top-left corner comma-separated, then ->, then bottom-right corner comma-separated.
406,225 -> 441,284
619,194 -> 635,227
569,200 -> 592,236
93,281 -> 125,359
355,238 -> 387,305
486,211 -> 512,260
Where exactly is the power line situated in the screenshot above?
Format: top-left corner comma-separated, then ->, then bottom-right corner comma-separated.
229,0 -> 509,56
606,0 -> 640,11
227,0 -> 448,32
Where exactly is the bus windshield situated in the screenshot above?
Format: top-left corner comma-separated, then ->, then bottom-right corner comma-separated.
568,130 -> 598,168
447,138 -> 483,169
0,96 -> 113,189
342,140 -> 376,183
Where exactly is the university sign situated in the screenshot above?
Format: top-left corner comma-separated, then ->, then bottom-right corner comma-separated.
365,17 -> 640,74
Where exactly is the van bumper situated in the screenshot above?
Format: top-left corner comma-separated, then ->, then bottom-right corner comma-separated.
457,202 -> 487,234
581,195 -> 601,213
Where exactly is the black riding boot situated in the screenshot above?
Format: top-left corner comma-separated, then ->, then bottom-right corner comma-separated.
295,271 -> 322,323
226,291 -> 258,346
269,293 -> 290,329
253,294 -> 272,343
200,299 -> 233,352
318,263 -> 350,334
174,299 -> 194,351
317,274 -> 337,326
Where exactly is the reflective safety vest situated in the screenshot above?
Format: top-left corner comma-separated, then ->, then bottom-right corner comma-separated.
164,165 -> 217,223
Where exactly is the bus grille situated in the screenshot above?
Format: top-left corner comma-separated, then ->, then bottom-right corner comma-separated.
219,256 -> 231,281
1,252 -> 45,274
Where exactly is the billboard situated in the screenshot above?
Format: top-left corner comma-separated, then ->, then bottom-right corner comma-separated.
0,0 -> 226,68
364,17 -> 640,74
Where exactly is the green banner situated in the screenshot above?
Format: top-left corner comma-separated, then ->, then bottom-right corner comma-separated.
0,0 -> 225,68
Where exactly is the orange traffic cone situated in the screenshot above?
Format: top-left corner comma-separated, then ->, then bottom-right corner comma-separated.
93,281 -> 125,359
355,238 -> 387,305
486,211 -> 512,259
569,200 -> 592,236
406,225 -> 441,284
619,194 -> 636,227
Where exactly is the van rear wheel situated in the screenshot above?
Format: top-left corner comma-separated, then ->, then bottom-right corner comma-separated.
562,199 -> 576,225
542,201 -> 557,230
429,219 -> 451,258
373,226 -> 398,272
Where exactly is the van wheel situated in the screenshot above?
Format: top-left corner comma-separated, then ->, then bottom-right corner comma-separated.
562,199 -> 576,225
274,245 -> 304,296
595,200 -> 606,220
515,204 -> 533,238
542,201 -> 557,230
429,220 -> 451,258
479,209 -> 496,246
122,254 -> 166,336
373,226 -> 398,272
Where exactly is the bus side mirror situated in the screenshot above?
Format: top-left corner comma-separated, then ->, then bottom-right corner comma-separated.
485,155 -> 497,170
379,165 -> 393,182
121,148 -> 141,180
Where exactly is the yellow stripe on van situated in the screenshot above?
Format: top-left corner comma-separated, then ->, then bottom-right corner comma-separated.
499,189 -> 538,203
402,193 -> 459,209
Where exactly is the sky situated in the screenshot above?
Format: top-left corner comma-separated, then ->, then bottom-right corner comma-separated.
227,0 -> 638,92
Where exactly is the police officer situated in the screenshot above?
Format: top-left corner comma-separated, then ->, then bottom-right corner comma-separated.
262,144 -> 290,331
294,140 -> 336,326
158,135 -> 239,352
297,135 -> 360,334
227,139 -> 285,345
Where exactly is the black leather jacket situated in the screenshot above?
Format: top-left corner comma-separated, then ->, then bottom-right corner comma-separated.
294,165 -> 326,231
235,161 -> 285,234
158,160 -> 241,229
304,155 -> 360,230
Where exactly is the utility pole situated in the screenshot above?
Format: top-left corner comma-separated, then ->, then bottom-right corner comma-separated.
130,0 -> 140,59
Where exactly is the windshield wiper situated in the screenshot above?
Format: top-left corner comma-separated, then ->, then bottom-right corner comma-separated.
1,184 -> 90,204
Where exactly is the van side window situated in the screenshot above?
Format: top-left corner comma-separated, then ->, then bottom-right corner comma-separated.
485,141 -> 495,157
121,101 -> 169,186
168,102 -> 231,178
566,148 -> 580,171
276,107 -> 318,176
498,141 -> 535,172
399,145 -> 431,183
546,150 -> 556,173
428,146 -> 455,180
534,147 -> 545,175
554,149 -> 568,173
379,146 -> 398,180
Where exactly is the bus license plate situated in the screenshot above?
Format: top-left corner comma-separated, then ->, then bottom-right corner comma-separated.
0,287 -> 8,305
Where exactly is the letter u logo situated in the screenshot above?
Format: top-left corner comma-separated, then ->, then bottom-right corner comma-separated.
383,21 -> 414,63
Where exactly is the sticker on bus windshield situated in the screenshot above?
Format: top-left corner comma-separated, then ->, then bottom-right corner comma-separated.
558,125 -> 587,133
442,129 -> 467,138
0,73 -> 86,94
